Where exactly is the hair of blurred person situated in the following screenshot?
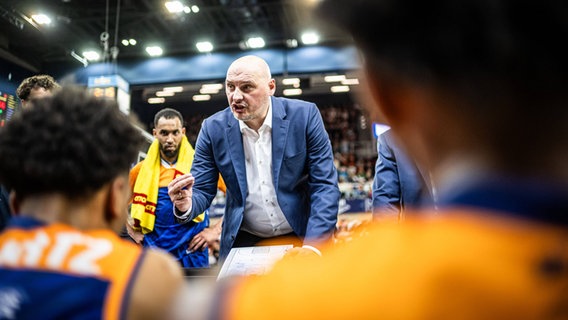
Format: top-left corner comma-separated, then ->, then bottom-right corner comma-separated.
16,74 -> 60,108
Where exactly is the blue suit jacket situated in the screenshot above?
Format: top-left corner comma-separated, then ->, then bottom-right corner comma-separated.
189,96 -> 340,259
372,129 -> 432,215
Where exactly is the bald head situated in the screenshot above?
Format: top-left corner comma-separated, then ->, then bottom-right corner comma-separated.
227,55 -> 272,81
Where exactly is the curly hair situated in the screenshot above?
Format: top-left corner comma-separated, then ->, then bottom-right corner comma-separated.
16,75 -> 61,101
0,86 -> 144,199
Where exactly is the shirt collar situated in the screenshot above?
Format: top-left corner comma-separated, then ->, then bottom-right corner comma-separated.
239,98 -> 273,133
160,157 -> 176,168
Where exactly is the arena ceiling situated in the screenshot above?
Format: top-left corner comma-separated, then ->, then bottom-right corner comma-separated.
0,0 -> 351,72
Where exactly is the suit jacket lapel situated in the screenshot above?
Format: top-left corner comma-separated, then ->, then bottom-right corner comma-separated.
271,97 -> 289,188
226,114 -> 248,201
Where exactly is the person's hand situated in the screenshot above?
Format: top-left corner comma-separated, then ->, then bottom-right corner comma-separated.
187,227 -> 221,253
126,217 -> 144,244
167,173 -> 194,213
284,247 -> 320,259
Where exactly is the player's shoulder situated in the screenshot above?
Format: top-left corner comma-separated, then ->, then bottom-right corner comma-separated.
127,249 -> 185,319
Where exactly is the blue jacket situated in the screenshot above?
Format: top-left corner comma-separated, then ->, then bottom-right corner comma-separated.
372,129 -> 432,215
189,96 -> 340,259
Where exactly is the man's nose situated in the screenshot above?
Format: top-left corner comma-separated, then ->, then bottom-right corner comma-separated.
233,88 -> 243,100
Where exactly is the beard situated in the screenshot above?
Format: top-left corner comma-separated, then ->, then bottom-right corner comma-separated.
161,145 -> 179,159
231,98 -> 270,123
233,112 -> 254,122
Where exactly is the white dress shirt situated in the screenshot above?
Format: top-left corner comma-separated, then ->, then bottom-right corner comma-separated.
239,102 -> 293,237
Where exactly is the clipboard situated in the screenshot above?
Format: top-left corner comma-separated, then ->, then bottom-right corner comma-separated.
217,244 -> 293,281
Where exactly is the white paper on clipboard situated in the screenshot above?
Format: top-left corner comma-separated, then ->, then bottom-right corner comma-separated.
217,244 -> 293,281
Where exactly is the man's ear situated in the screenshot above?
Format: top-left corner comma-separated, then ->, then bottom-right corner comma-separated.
9,191 -> 20,216
268,78 -> 276,95
106,175 -> 130,230
364,63 -> 442,174
363,66 -> 403,128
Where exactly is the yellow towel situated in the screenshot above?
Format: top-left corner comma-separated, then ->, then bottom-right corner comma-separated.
131,135 -> 204,234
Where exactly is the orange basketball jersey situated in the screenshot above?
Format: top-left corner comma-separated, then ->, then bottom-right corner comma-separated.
0,217 -> 145,320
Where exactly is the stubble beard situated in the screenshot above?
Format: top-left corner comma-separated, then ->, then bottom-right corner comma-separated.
161,145 -> 179,160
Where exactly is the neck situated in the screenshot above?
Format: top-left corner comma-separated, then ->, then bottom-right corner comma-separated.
244,118 -> 264,132
160,152 -> 179,165
17,188 -> 110,231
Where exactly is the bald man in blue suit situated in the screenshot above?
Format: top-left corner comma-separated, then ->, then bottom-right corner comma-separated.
170,55 -> 340,260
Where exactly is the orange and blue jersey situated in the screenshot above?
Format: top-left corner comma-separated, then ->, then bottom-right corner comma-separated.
129,160 -> 212,268
0,216 -> 145,320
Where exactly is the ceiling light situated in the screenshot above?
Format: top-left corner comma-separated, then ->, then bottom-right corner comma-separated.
201,83 -> 224,90
286,39 -> 298,48
196,41 -> 213,53
184,6 -> 191,13
283,88 -> 302,96
246,37 -> 265,49
156,91 -> 175,97
341,78 -> 359,85
330,85 -> 350,93
282,78 -> 300,86
32,14 -> 52,25
163,86 -> 183,92
192,94 -> 211,101
200,87 -> 220,94
165,1 -> 184,13
324,75 -> 346,82
301,31 -> 319,45
146,46 -> 163,56
121,39 -> 129,46
191,5 -> 200,13
148,97 -> 165,104
129,39 -> 137,45
82,50 -> 100,61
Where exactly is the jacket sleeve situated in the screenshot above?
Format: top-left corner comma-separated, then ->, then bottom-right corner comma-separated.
372,131 -> 402,216
303,105 -> 340,246
180,119 -> 220,222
